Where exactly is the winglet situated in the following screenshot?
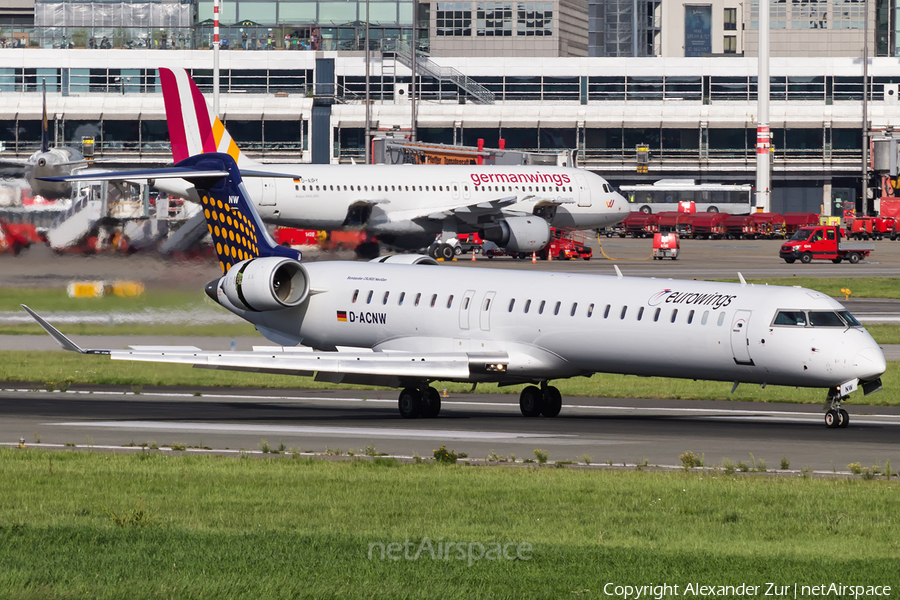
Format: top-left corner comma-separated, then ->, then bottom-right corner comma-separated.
21,305 -> 108,355
614,265 -> 623,278
738,272 -> 747,286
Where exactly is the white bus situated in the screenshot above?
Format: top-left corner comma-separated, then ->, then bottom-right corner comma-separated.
619,179 -> 754,215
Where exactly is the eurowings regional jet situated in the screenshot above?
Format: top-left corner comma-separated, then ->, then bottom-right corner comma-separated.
32,153 -> 886,428
155,67 -> 628,258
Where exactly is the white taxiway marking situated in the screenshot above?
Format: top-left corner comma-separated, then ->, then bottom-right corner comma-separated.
46,421 -> 574,440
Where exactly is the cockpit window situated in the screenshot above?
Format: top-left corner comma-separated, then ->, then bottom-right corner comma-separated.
773,311 -> 807,326
790,228 -> 815,241
808,311 -> 848,327
838,310 -> 862,327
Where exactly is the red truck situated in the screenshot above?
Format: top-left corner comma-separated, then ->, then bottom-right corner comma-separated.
779,225 -> 873,264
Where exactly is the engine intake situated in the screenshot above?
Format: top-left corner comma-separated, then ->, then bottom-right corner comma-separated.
481,217 -> 551,253
222,257 -> 309,311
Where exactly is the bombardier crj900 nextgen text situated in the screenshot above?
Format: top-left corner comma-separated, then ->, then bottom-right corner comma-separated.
32,153 -> 885,428
156,67 -> 628,258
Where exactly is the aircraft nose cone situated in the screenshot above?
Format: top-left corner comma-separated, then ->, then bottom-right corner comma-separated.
614,193 -> 628,213
854,346 -> 886,381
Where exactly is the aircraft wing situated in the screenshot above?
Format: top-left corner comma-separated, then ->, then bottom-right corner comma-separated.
389,195 -> 519,224
23,305 -> 507,386
0,158 -> 31,168
38,167 -> 296,183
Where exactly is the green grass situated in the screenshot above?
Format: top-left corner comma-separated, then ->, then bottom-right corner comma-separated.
720,277 -> 900,299
1,287 -> 209,313
2,351 -> 898,406
0,322 -> 257,337
0,450 -> 897,599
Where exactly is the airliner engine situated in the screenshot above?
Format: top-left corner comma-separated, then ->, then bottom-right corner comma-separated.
481,217 -> 551,253
221,257 -> 309,311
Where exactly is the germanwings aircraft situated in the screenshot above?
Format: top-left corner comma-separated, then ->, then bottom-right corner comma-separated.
156,67 -> 628,258
32,153 -> 885,428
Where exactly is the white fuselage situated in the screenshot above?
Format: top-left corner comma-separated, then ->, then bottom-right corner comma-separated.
221,262 -> 885,389
161,164 -> 628,245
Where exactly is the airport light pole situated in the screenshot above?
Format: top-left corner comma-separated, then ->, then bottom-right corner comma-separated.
365,0 -> 371,164
410,0 -> 417,143
755,0 -> 771,213
862,0 -> 869,215
213,0 -> 220,118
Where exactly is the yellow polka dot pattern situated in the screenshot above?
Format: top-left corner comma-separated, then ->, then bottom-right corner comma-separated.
200,194 -> 261,274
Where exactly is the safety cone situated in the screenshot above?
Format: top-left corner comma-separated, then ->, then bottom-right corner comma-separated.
547,249 -> 552,261
471,249 -> 476,261
531,252 -> 536,264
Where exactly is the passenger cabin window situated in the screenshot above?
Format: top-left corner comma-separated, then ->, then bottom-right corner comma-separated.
620,306 -> 627,319
570,302 -> 577,316
554,301 -> 561,316
587,303 -> 594,317
398,292 -> 405,306
415,293 -> 422,307
701,311 -> 709,325
717,312 -> 726,326
637,307 -> 644,320
670,309 -> 678,323
447,295 -> 454,308
484,298 -> 491,311
509,299 -> 515,312
366,290 -> 373,304
654,308 -> 661,322
464,297 -> 470,310
383,292 -> 389,305
431,294 -> 438,308
352,289 -> 359,303
687,310 -> 694,324
539,301 -> 546,314
604,304 -> 611,318
774,311 -> 807,326
524,299 -> 531,313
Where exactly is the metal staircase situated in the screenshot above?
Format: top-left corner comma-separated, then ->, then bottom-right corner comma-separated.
385,40 -> 494,105
47,197 -> 101,250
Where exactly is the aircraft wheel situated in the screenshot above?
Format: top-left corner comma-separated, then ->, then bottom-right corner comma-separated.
519,386 -> 543,417
398,388 -> 422,419
438,244 -> 455,260
422,387 -> 442,418
848,252 -> 861,264
839,409 -> 850,428
541,387 -> 562,418
427,244 -> 440,259
824,409 -> 840,428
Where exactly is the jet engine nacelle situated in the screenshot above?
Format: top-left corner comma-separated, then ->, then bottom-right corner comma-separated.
222,257 -> 310,312
481,217 -> 551,253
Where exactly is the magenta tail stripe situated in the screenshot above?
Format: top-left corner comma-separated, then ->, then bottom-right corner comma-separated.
191,80 -> 217,153
160,68 -> 189,163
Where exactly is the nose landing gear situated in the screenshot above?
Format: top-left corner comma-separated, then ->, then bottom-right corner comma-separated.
519,382 -> 562,418
825,387 -> 850,428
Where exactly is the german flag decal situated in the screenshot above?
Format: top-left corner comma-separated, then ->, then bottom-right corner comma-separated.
336,310 -> 348,322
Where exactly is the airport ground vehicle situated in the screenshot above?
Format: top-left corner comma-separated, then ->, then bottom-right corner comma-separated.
541,228 -> 592,260
779,225 -> 873,264
652,232 -> 679,259
275,228 -> 321,247
621,180 -> 753,215
454,233 -> 484,255
0,219 -> 41,255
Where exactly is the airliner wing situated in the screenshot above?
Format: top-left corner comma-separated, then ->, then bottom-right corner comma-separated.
0,158 -> 31,168
410,195 -> 519,223
23,305 -> 507,386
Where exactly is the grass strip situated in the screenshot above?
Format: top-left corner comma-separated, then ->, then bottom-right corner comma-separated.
0,449 -> 897,599
1,351 -> 898,406
0,287 -> 210,313
721,277 -> 900,299
0,322 -> 257,337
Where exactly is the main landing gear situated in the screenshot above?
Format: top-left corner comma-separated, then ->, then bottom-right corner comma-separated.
824,387 -> 850,429
519,383 -> 562,418
398,386 -> 442,419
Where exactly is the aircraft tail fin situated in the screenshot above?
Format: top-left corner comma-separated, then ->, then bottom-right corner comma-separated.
177,153 -> 298,273
158,67 -> 258,167
41,80 -> 49,154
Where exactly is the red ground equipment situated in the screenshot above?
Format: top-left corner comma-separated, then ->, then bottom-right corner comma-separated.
274,228 -> 321,247
652,232 -> 679,260
656,211 -> 692,236
782,213 -> 820,236
779,225 -> 873,264
750,213 -> 786,238
543,228 -> 592,260
687,213 -> 728,239
0,220 -> 40,255
723,215 -> 759,239
619,212 -> 659,238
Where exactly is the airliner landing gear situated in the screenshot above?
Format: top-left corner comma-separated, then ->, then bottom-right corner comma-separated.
824,388 -> 850,428
398,386 -> 441,419
519,383 -> 562,417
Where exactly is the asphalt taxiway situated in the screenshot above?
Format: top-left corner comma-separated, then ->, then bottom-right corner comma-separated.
2,388 -> 898,471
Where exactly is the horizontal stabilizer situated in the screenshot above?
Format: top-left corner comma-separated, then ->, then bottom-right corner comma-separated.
38,167 -> 229,183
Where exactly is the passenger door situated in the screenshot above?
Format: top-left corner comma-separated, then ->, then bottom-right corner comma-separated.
730,310 -> 754,366
259,178 -> 277,206
574,173 -> 591,207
